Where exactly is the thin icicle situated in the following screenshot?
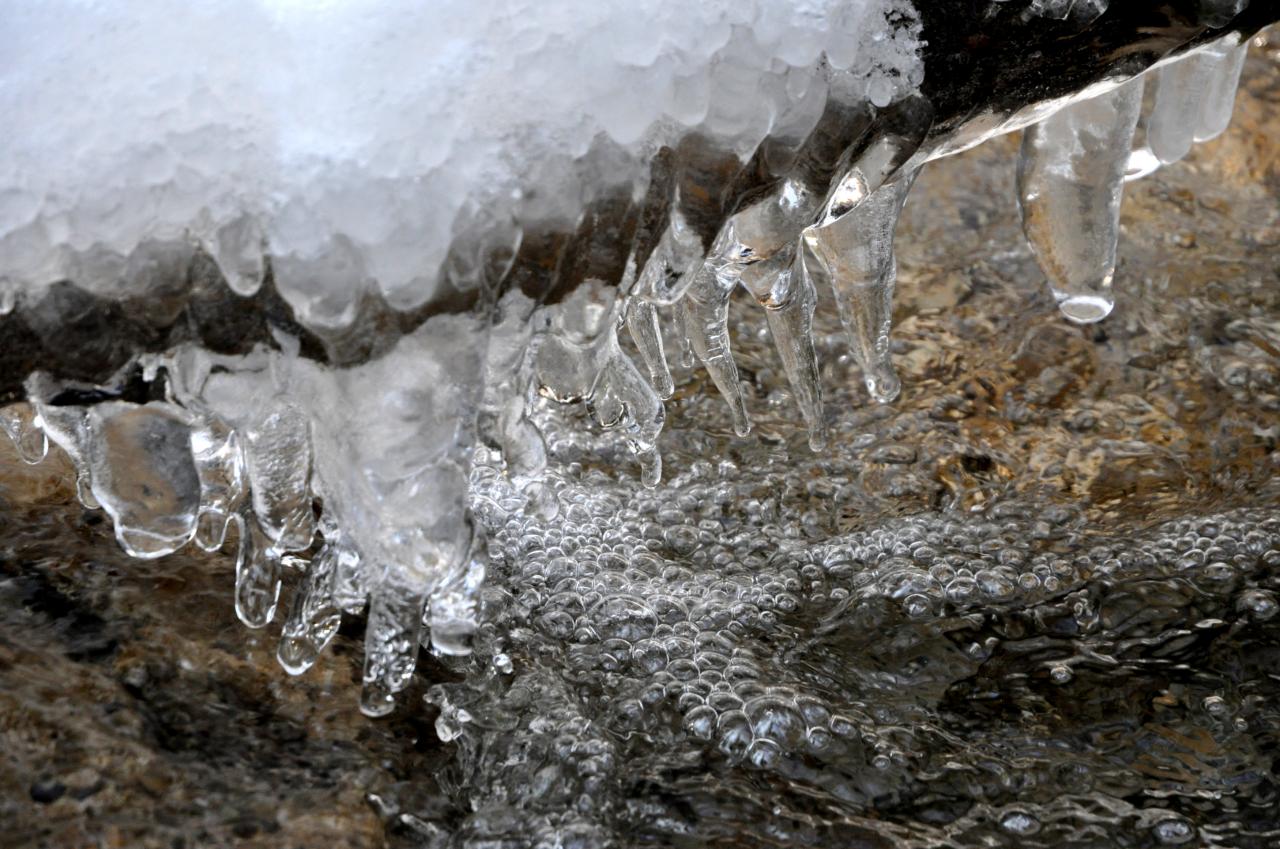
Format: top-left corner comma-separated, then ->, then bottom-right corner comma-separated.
1017,77 -> 1143,324
802,170 -> 918,404
708,177 -> 827,448
680,264 -> 752,437
597,345 -> 665,487
626,299 -> 675,399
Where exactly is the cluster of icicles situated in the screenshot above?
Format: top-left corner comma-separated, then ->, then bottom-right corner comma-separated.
0,33 -> 1254,716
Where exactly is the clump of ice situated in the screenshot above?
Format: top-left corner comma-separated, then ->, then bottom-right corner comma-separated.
0,0 -> 922,325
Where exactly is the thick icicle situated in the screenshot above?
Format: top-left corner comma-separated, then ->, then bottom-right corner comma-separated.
1195,40 -> 1249,143
278,539 -> 343,675
1017,77 -> 1143,324
801,170 -> 918,404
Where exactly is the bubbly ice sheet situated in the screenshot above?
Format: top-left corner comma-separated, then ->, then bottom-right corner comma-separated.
0,0 -> 922,321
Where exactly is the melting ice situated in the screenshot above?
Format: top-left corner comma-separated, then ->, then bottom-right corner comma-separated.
0,1 -> 1273,830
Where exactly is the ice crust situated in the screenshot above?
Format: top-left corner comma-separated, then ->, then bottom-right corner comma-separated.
0,0 -> 923,324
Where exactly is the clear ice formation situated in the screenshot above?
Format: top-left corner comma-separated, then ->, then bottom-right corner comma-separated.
0,0 -> 1267,716
1016,77 -> 1144,324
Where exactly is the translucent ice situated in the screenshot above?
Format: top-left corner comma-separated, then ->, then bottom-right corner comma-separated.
1017,78 -> 1143,324
85,402 -> 202,559
0,0 -> 923,319
0,404 -> 48,465
802,170 -> 919,404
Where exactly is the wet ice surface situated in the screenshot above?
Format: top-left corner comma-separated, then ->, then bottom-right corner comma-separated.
2,33 -> 1280,849
417,59 -> 1280,846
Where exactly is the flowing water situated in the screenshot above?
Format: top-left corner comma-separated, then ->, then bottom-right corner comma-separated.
2,33 -> 1279,849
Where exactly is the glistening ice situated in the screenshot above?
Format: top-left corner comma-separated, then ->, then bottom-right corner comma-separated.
1,2 -> 1279,846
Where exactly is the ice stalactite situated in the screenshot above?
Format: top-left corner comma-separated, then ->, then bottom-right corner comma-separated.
0,404 -> 47,465
1017,77 -> 1143,325
1129,33 -> 1249,176
1148,53 -> 1217,166
680,265 -> 753,438
233,510 -> 284,629
624,300 -> 675,401
803,170 -> 919,405
703,177 -> 829,447
1193,38 -> 1250,143
791,94 -> 931,405
188,417 -> 245,552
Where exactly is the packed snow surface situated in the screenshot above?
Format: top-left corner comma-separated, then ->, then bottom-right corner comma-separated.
0,0 -> 922,322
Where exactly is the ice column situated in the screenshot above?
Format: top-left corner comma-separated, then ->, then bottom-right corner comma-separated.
1017,77 -> 1143,324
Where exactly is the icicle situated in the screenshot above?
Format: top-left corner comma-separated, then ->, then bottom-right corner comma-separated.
84,401 -> 201,559
709,178 -> 827,448
207,214 -> 265,296
801,170 -> 918,404
537,281 -> 667,484
233,511 -> 283,629
28,400 -> 98,508
815,94 -> 932,230
1148,48 -> 1228,166
625,299 -> 675,400
1195,39 -> 1249,143
1017,77 -> 1143,324
759,265 -> 827,449
189,415 -> 246,552
277,539 -> 343,674
243,401 -> 315,554
361,577 -> 428,717
0,404 -> 48,465
680,264 -> 752,436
